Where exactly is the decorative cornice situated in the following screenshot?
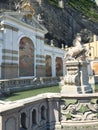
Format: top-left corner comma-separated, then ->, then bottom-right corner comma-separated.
0,24 -> 18,31
36,35 -> 44,40
0,13 -> 48,34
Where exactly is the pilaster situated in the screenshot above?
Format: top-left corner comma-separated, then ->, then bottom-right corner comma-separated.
52,55 -> 56,77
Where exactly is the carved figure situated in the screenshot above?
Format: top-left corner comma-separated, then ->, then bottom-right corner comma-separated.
14,0 -> 24,11
65,34 -> 88,61
37,14 -> 43,23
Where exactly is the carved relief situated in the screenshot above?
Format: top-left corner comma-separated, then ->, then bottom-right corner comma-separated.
60,99 -> 98,122
64,73 -> 80,85
64,63 -> 80,85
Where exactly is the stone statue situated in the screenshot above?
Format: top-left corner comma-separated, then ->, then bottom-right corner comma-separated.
65,34 -> 88,61
37,14 -> 43,23
61,34 -> 92,94
14,0 -> 24,11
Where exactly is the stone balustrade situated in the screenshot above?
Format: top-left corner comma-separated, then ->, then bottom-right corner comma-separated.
0,93 -> 98,130
0,77 -> 60,96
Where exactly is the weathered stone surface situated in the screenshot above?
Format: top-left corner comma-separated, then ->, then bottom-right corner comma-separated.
61,60 -> 92,94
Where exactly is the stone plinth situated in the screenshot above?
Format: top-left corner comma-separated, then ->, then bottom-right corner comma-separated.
61,60 -> 92,94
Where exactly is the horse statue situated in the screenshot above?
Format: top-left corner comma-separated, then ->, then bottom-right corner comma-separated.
65,34 -> 88,61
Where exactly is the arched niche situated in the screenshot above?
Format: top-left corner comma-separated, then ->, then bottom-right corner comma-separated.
41,105 -> 46,120
56,57 -> 63,76
45,55 -> 52,77
32,109 -> 37,125
19,37 -> 34,77
20,112 -> 27,129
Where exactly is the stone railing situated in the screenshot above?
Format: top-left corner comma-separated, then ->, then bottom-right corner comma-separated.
61,94 -> 98,123
0,77 -> 60,95
0,93 -> 98,130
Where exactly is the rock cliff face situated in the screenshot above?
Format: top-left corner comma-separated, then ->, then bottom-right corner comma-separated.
32,0 -> 98,47
0,0 -> 98,47
32,0 -> 83,47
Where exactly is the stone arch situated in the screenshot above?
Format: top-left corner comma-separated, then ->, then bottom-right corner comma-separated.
20,112 -> 27,129
32,109 -> 37,125
45,55 -> 52,76
39,104 -> 47,126
56,57 -> 63,76
41,105 -> 46,120
19,37 -> 34,77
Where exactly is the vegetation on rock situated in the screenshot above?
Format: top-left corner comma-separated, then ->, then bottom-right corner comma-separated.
68,0 -> 98,22
48,0 -> 98,22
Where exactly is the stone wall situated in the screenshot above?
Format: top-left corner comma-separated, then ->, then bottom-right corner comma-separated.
1,93 -> 98,130
0,77 -> 60,96
1,64 -> 18,79
0,11 -> 65,79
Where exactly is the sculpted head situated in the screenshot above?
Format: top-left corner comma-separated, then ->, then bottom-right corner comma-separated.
76,35 -> 81,42
73,34 -> 82,47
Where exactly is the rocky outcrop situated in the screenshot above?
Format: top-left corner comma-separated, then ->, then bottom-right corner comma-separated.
29,0 -> 98,47
1,0 -> 98,47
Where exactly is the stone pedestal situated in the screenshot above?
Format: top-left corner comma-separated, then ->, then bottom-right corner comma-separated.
61,60 -> 92,94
